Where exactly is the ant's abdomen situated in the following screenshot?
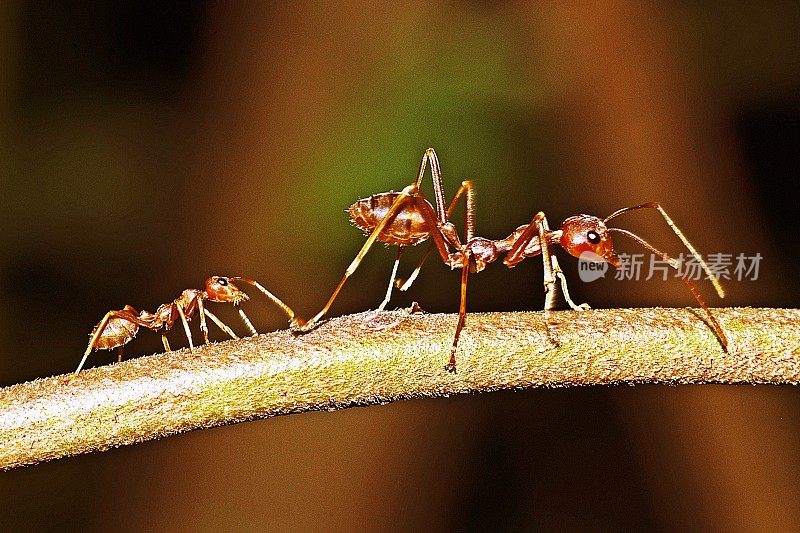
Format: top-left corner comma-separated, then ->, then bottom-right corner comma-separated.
348,191 -> 431,246
92,316 -> 139,350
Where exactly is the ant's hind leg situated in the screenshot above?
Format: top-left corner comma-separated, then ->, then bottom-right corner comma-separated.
292,185 -> 420,332
77,306 -> 145,373
82,311 -> 116,369
162,335 -> 171,352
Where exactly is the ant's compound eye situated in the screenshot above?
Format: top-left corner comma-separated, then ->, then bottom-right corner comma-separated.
218,278 -> 228,286
587,230 -> 601,244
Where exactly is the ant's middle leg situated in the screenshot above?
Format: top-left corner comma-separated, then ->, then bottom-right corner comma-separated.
175,303 -> 194,350
404,192 -> 478,372
448,255 -> 470,373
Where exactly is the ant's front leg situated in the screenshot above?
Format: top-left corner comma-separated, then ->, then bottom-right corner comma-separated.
551,255 -> 590,311
197,297 -> 210,344
531,213 -> 568,346
529,213 -> 558,311
194,300 -> 241,341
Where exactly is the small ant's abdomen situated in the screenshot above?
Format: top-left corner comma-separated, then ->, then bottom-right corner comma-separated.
348,191 -> 431,246
92,317 -> 139,350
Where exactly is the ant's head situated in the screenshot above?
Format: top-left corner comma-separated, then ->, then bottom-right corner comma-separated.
205,276 -> 249,304
559,215 -> 621,267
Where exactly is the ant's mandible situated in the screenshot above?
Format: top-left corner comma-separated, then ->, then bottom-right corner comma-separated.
288,148 -> 728,372
77,276 -> 295,373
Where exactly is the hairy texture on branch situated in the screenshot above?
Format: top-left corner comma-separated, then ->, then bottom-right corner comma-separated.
1,308 -> 798,470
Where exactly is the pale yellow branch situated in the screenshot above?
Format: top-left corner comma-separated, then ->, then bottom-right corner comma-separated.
1,307 -> 798,470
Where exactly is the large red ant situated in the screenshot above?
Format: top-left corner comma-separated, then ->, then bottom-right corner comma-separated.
288,148 -> 728,372
77,276 -> 294,373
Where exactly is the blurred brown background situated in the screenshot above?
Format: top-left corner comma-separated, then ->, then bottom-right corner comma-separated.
1,2 -> 799,531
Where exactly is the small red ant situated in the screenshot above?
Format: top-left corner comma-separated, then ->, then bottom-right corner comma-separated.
289,148 -> 728,372
77,276 -> 294,373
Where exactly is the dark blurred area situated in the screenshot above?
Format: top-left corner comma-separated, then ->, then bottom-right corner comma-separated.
1,2 -> 799,531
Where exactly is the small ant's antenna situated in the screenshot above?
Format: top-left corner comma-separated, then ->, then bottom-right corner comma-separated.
604,202 -> 725,298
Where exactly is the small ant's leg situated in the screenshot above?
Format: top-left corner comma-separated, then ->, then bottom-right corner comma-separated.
77,307 -> 145,373
448,255 -> 470,373
378,247 -> 404,311
197,298 -> 210,344
162,335 -> 171,352
175,304 -> 194,350
117,345 -> 124,363
236,308 -> 257,336
204,308 -> 240,339
79,310 -> 116,372
552,255 -> 590,311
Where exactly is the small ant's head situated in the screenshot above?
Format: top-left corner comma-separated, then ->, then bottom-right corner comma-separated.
205,276 -> 249,304
559,215 -> 621,267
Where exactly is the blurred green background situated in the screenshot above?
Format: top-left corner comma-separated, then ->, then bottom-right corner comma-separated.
1,2 -> 799,531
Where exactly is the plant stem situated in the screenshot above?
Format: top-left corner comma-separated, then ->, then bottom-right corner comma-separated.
1,307 -> 798,470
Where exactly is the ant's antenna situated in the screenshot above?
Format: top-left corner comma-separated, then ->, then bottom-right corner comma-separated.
604,204 -> 729,349
604,202 -> 725,298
